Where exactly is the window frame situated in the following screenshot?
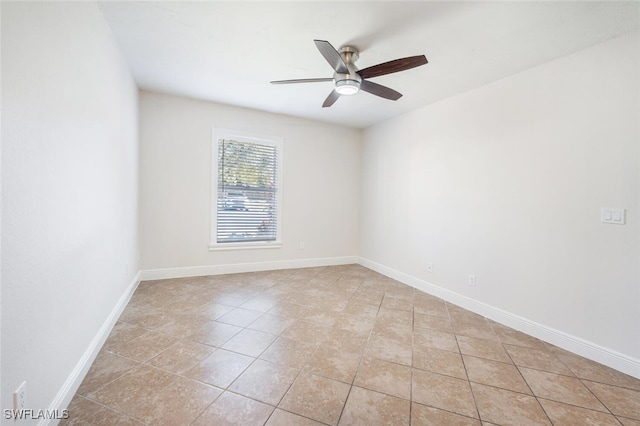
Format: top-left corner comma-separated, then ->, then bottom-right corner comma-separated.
209,128 -> 283,251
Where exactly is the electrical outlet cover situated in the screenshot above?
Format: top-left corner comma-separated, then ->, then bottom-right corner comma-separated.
14,381 -> 27,411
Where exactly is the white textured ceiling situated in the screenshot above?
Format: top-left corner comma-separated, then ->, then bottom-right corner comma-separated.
99,1 -> 640,129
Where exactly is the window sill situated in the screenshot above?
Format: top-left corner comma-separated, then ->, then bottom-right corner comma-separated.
208,241 -> 283,251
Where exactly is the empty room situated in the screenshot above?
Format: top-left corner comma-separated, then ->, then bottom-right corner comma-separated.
2,1 -> 639,425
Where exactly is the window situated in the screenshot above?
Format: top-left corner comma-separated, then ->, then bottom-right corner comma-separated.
210,129 -> 283,249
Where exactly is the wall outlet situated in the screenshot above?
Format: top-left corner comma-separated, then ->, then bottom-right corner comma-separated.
13,381 -> 27,411
298,242 -> 305,250
468,274 -> 476,287
426,262 -> 433,273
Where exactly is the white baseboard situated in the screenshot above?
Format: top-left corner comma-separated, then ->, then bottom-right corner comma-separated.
358,257 -> 640,380
40,272 -> 141,426
139,256 -> 359,281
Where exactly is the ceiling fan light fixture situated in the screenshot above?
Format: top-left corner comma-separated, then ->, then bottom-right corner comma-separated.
271,39 -> 428,107
335,79 -> 360,95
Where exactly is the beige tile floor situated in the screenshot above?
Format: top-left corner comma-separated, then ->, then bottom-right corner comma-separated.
62,265 -> 640,425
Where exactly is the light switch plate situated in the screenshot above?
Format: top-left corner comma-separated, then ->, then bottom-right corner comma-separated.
601,208 -> 625,225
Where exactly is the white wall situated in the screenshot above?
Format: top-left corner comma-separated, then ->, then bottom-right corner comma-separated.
360,31 -> 640,375
1,2 -> 139,422
139,91 -> 360,276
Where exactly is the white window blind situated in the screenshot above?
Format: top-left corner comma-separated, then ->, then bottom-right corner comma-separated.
215,138 -> 279,244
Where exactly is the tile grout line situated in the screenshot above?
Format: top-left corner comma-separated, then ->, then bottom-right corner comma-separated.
455,333 -> 482,422
499,331 -> 556,425
409,304 -> 415,424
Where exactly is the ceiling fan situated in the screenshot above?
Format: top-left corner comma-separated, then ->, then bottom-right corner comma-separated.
270,40 -> 428,108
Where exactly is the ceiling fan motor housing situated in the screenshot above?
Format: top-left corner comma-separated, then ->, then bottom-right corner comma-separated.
334,46 -> 361,95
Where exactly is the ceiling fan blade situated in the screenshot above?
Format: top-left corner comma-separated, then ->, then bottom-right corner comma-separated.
322,90 -> 340,108
270,78 -> 333,84
360,80 -> 402,101
314,40 -> 348,74
357,55 -> 428,79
